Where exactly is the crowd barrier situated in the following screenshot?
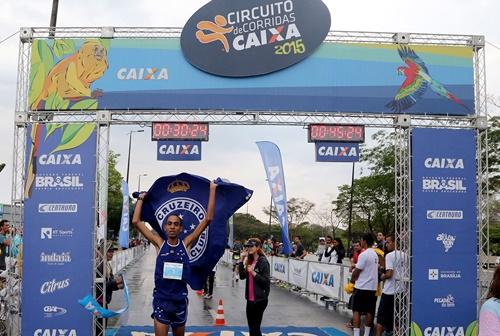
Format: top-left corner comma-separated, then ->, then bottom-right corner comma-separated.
110,245 -> 148,274
221,250 -> 352,304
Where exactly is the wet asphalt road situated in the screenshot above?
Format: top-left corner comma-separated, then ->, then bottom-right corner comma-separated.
108,247 -> 351,331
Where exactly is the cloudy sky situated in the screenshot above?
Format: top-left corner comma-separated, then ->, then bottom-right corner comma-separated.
0,1 -> 498,223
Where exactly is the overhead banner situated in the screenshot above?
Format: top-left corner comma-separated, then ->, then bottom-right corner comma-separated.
306,262 -> 342,300
288,259 -> 308,288
181,0 -> 331,77
411,128 -> 477,336
315,142 -> 360,162
157,140 -> 202,161
29,38 -> 474,115
22,123 -> 97,336
118,180 -> 130,248
271,256 -> 289,282
256,141 -> 292,255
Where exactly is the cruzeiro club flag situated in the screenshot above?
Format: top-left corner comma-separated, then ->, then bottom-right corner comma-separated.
256,141 -> 292,255
118,180 -> 130,249
136,172 -> 253,289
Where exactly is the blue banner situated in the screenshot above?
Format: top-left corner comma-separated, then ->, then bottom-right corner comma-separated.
119,180 -> 130,248
256,141 -> 292,255
135,173 -> 252,289
315,142 -> 360,162
157,140 -> 202,161
411,128 -> 477,335
22,123 -> 97,336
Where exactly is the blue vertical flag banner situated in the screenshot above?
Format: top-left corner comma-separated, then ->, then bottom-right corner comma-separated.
22,123 -> 97,336
256,141 -> 292,255
315,142 -> 360,162
134,173 -> 252,289
119,180 -> 130,248
411,128 -> 477,335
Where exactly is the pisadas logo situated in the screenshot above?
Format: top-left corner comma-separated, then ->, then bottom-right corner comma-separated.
433,294 -> 456,308
422,177 -> 467,193
40,252 -> 72,266
43,305 -> 68,318
34,330 -> 77,336
311,271 -> 334,287
41,227 -> 74,240
274,263 -> 286,273
436,233 -> 456,252
40,278 -> 70,294
35,174 -> 84,190
117,67 -> 168,80
426,210 -> 463,220
38,154 -> 81,165
424,158 -> 464,169
155,197 -> 207,262
181,0 -> 331,77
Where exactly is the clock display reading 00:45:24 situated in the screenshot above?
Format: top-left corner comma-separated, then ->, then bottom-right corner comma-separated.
308,124 -> 365,142
152,122 -> 209,141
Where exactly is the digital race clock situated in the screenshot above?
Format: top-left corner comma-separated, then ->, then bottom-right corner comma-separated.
308,124 -> 365,143
152,122 -> 209,141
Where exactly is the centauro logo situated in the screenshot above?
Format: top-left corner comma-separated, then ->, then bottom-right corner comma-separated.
196,1 -> 302,54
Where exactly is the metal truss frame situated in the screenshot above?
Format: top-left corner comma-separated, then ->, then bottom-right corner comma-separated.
10,27 -> 489,336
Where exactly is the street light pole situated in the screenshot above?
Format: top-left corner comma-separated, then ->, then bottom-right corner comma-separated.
49,0 -> 59,37
347,161 -> 355,254
126,130 -> 144,183
268,195 -> 272,238
137,174 -> 147,192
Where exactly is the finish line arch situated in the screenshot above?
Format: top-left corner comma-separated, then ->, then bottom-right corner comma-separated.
8,27 -> 490,336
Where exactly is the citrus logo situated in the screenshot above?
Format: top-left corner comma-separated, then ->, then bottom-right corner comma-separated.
117,68 -> 168,80
154,198 -> 208,262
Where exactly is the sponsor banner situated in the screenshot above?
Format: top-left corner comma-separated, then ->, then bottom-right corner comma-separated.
115,326 -> 338,336
288,259 -> 308,288
29,38 -> 474,115
271,256 -> 289,282
315,142 -> 360,162
136,173 -> 252,290
411,128 -> 477,334
157,140 -> 202,161
22,123 -> 96,336
181,0 -> 331,77
256,142 -> 292,255
118,180 -> 130,248
306,262 -> 342,300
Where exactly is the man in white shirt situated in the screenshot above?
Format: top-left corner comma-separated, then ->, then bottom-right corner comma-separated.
376,234 -> 395,336
350,233 -> 379,336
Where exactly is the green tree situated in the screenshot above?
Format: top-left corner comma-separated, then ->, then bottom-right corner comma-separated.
262,197 -> 315,238
107,151 -> 124,238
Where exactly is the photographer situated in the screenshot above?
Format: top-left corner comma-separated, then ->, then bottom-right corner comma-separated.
0,220 -> 11,271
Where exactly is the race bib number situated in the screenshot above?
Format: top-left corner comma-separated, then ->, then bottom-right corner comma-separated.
163,262 -> 183,280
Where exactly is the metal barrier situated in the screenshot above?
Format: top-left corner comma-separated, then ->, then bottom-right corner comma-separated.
110,245 -> 148,274
221,250 -> 352,305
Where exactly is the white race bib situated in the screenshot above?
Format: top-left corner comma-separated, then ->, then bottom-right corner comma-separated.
163,262 -> 183,280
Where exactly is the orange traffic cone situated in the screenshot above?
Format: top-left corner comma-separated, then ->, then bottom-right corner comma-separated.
214,299 -> 226,326
196,289 -> 204,296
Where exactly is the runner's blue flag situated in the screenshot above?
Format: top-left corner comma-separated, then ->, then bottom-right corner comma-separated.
134,173 -> 252,289
118,180 -> 130,249
256,141 -> 292,255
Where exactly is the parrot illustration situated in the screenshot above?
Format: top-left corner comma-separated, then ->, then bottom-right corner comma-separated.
386,45 -> 470,113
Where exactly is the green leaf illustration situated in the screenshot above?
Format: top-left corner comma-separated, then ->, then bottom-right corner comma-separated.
411,322 -> 423,336
53,39 -> 76,59
71,99 -> 98,110
45,124 -> 64,140
29,40 -> 54,108
466,321 -> 478,336
44,92 -> 69,110
51,123 -> 96,154
100,38 -> 111,51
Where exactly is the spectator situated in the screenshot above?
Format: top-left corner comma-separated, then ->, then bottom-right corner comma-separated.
332,238 -> 345,264
479,265 -> 500,335
376,232 -> 386,251
11,227 -> 22,258
291,236 -> 307,259
0,220 -> 11,271
350,233 -> 379,336
320,236 -> 335,263
350,241 -> 362,272
376,234 -> 397,336
262,239 -> 273,255
203,265 -> 217,299
99,242 -> 124,307
315,237 -> 326,261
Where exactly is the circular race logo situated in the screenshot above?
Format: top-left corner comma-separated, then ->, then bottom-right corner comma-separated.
181,0 -> 331,77
154,197 -> 208,262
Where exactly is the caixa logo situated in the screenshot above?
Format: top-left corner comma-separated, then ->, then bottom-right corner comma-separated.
274,263 -> 285,273
43,305 -> 67,318
181,0 -> 331,77
40,278 -> 70,294
34,329 -> 76,336
311,271 -> 334,287
423,326 -> 465,336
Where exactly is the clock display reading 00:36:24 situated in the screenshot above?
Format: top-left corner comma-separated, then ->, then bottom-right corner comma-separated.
151,122 -> 209,141
308,124 -> 365,142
